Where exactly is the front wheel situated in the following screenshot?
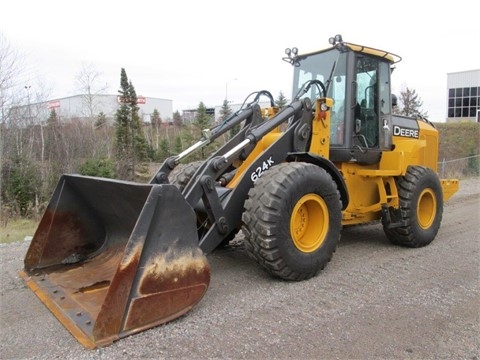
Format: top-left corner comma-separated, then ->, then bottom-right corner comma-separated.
169,160 -> 237,249
242,162 -> 342,281
168,161 -> 203,191
384,166 -> 443,247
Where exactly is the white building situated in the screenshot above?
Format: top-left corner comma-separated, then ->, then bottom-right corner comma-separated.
11,94 -> 173,124
446,69 -> 480,122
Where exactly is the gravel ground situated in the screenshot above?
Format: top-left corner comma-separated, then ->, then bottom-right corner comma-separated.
1,178 -> 479,360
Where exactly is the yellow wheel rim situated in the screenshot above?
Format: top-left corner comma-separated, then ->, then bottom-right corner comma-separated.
290,194 -> 329,253
417,188 -> 437,229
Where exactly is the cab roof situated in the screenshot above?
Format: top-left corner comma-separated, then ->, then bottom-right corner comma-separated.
295,41 -> 402,64
343,42 -> 402,63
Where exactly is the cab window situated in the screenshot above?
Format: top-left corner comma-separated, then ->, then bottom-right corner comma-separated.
355,56 -> 379,148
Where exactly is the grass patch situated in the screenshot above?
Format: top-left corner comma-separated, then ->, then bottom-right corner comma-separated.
0,219 -> 38,244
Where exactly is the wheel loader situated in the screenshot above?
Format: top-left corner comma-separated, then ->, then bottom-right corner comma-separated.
20,34 -> 459,349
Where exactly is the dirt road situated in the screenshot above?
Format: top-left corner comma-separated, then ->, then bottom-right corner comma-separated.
1,178 -> 479,360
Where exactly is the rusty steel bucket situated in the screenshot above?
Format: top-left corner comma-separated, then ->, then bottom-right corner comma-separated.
19,175 -> 210,349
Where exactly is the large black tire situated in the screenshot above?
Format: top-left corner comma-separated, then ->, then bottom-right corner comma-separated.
384,166 -> 443,248
168,161 -> 203,191
169,160 -> 237,249
242,162 -> 342,281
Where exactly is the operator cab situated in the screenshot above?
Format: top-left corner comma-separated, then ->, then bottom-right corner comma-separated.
288,35 -> 401,164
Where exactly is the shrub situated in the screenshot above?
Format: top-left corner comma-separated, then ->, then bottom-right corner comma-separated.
78,158 -> 115,178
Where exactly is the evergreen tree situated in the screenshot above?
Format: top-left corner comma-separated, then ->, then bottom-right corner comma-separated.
114,68 -> 149,180
394,87 -> 428,118
219,99 -> 232,121
150,108 -> 161,128
45,109 -> 60,162
173,110 -> 183,127
78,158 -> 114,178
193,102 -> 217,159
4,156 -> 40,217
193,101 -> 212,131
174,135 -> 182,154
219,99 -> 238,139
47,109 -> 58,125
128,81 -> 148,161
275,91 -> 288,108
95,112 -> 107,129
182,129 -> 195,149
158,138 -> 170,160
115,70 -> 129,142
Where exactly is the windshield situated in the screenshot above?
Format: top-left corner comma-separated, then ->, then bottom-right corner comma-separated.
292,48 -> 348,145
292,48 -> 345,101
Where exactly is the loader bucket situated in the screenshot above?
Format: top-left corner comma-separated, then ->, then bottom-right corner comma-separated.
19,175 -> 210,349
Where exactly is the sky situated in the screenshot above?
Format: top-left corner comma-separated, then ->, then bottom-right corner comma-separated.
1,0 -> 478,121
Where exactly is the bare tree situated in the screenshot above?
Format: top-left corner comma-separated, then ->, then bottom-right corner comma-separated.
75,62 -> 108,120
0,33 -> 24,123
1,33 -> 25,220
1,33 -> 60,220
394,86 -> 428,118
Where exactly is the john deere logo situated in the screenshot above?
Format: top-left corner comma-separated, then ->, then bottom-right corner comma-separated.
393,125 -> 419,138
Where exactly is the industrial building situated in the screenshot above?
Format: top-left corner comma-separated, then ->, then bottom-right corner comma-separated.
10,94 -> 173,124
446,69 -> 480,122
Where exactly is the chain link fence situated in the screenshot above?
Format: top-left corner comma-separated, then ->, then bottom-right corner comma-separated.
438,155 -> 480,178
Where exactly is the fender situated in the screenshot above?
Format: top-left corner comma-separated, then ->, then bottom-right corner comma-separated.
286,152 -> 349,210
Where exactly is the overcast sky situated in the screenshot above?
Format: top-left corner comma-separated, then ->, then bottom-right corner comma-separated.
1,0 -> 478,121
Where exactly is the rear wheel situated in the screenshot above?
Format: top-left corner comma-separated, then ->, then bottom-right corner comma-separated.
384,166 -> 443,247
242,162 -> 342,281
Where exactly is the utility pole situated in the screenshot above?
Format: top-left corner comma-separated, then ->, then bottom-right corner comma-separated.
25,85 -> 32,122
